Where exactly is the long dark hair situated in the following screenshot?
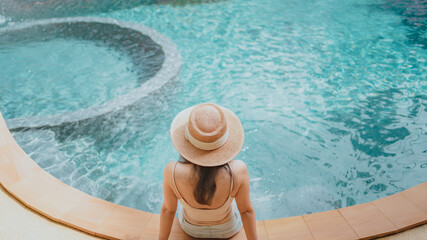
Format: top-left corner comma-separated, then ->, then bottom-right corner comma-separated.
180,157 -> 230,205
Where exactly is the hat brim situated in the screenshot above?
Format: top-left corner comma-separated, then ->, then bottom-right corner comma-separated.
170,105 -> 244,167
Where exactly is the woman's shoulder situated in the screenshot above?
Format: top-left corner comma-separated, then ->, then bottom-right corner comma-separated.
229,160 -> 249,197
163,161 -> 178,182
229,160 -> 248,174
164,161 -> 177,172
164,161 -> 191,179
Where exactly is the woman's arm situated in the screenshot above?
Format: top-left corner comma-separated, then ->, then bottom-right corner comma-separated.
233,160 -> 258,240
159,162 -> 178,240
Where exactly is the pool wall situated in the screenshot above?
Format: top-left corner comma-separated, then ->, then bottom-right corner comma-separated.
0,111 -> 426,239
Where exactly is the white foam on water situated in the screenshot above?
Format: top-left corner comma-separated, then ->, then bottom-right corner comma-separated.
252,184 -> 339,219
0,15 -> 6,24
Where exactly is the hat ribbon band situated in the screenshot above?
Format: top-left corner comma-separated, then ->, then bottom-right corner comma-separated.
185,125 -> 229,151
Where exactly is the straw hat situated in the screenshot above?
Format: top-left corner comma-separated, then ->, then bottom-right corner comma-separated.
170,103 -> 244,167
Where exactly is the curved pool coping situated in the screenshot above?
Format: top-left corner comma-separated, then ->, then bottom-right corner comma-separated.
1,17 -> 182,130
0,111 -> 426,240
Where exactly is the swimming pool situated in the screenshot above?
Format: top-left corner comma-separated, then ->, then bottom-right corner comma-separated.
2,0 -> 426,220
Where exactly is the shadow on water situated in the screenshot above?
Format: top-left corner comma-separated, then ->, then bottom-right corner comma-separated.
324,88 -> 427,207
0,0 -> 225,21
379,0 -> 426,48
326,88 -> 426,158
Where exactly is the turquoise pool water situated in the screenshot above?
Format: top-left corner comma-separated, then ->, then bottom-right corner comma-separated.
0,20 -> 166,119
0,39 -> 138,118
2,0 -> 427,220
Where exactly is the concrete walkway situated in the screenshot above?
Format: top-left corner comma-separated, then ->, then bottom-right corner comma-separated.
0,185 -> 100,240
1,184 -> 426,240
380,224 -> 427,240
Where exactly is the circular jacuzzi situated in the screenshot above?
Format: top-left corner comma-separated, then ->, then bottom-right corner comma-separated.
0,17 -> 181,129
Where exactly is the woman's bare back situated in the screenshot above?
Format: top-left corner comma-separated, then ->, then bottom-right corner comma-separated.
172,160 -> 242,209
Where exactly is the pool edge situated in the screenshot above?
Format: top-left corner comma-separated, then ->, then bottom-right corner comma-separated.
1,111 -> 426,240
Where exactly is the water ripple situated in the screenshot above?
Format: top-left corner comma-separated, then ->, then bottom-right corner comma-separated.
6,0 -> 427,220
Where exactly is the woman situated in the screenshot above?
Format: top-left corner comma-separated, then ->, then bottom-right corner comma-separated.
159,103 -> 258,239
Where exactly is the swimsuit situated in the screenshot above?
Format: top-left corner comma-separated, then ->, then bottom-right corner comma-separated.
172,162 -> 243,238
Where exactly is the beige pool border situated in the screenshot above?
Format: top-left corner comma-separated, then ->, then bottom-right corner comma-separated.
1,111 -> 426,240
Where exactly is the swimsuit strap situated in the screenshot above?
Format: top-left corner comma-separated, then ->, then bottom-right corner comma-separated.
227,162 -> 234,198
172,161 -> 183,199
